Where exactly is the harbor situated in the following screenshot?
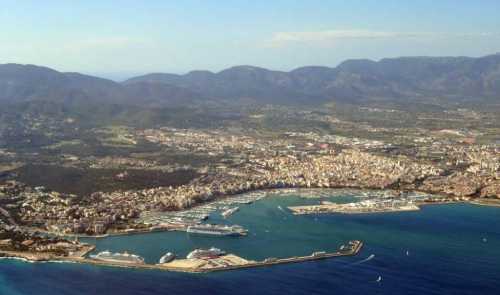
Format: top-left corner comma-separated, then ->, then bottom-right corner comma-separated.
0,189 -> 481,276
138,191 -> 268,226
23,188 -> 471,240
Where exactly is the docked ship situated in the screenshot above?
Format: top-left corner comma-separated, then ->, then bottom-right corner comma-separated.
89,251 -> 145,264
221,207 -> 239,218
186,247 -> 226,259
158,252 -> 176,264
186,224 -> 248,236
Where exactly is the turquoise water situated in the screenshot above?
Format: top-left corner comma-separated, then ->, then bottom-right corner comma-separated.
1,194 -> 499,295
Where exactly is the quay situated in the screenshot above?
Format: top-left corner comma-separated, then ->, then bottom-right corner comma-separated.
167,240 -> 363,273
288,202 -> 421,215
0,241 -> 363,273
287,197 -> 471,215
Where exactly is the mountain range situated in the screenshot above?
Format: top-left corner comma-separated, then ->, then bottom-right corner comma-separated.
1,53 -> 500,108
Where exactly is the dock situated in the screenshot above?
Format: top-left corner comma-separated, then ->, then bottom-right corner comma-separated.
89,240 -> 363,273
0,241 -> 363,273
288,202 -> 420,215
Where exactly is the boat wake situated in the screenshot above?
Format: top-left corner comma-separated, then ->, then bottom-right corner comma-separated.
351,254 -> 375,265
0,257 -> 78,265
0,257 -> 34,263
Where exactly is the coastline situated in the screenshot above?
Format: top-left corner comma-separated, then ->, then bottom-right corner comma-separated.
469,199 -> 500,207
0,244 -> 95,262
1,190 -> 498,273
30,187 -> 480,238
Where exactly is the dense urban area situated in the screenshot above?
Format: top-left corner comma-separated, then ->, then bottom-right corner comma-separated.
0,103 -> 499,257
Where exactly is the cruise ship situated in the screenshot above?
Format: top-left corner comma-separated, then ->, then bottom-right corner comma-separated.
89,251 -> 145,264
186,247 -> 226,259
186,224 -> 247,236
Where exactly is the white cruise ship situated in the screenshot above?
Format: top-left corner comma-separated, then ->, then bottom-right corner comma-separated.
90,251 -> 145,264
186,247 -> 226,259
187,224 -> 247,236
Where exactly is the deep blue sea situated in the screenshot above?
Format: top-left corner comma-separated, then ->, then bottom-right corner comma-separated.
1,194 -> 499,295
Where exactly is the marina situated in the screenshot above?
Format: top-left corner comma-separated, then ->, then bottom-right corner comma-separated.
135,188 -> 414,229
34,188 -> 464,240
77,188 -> 473,265
138,191 -> 268,227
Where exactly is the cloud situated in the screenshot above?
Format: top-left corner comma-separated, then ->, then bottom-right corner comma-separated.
267,30 -> 496,48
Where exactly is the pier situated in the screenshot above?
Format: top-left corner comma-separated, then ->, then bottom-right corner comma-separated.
0,241 -> 363,273
288,200 -> 421,215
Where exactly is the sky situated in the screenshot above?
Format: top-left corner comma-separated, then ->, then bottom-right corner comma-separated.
1,0 -> 500,80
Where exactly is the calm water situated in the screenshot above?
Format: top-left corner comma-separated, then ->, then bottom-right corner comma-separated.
1,194 -> 499,295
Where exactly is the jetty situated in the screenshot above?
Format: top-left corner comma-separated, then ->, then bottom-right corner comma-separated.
0,240 -> 363,273
160,240 -> 363,273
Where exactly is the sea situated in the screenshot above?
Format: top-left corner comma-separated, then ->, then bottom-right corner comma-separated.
0,193 -> 499,295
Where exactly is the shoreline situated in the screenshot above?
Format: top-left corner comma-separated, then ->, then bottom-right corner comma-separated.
35,187 -> 470,238
469,199 -> 500,208
2,192 -> 498,272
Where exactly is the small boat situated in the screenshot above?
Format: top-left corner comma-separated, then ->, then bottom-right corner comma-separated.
376,276 -> 382,283
158,252 -> 176,264
406,250 -> 410,256
221,207 -> 239,218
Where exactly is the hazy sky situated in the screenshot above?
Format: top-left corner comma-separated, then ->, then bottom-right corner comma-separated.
1,0 -> 500,79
